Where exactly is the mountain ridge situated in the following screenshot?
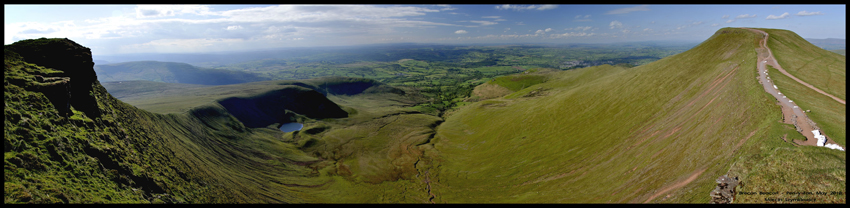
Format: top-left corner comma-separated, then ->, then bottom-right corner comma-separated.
4,28 -> 845,204
94,60 -> 269,85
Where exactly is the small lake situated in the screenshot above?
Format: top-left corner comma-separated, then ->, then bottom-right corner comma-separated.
279,123 -> 304,132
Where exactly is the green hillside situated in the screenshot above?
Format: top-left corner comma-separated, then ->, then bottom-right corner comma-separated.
5,38 -> 442,203
430,27 -> 845,203
94,61 -> 269,85
760,28 -> 845,148
5,27 -> 845,204
764,29 -> 846,101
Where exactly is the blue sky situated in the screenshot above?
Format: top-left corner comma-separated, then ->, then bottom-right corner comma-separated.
5,4 -> 845,55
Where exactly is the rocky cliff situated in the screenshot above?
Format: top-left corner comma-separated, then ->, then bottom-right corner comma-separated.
6,38 -> 100,118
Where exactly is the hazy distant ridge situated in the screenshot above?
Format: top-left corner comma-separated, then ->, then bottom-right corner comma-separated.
94,61 -> 269,85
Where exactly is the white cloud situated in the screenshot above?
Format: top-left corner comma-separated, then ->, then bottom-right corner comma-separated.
610,20 -> 623,29
495,4 -> 558,11
218,5 -> 441,23
643,28 -> 652,31
494,19 -> 507,21
722,15 -> 729,19
121,38 -> 244,53
455,30 -> 468,34
736,14 -> 757,19
766,12 -> 790,20
566,26 -> 594,31
545,28 -> 553,32
726,19 -> 735,23
470,20 -> 498,26
516,22 -> 525,25
574,14 -> 592,22
135,5 -> 214,18
549,32 -> 595,38
10,5 -> 465,53
482,16 -> 501,19
535,5 -> 559,10
710,23 -> 719,27
796,11 -> 824,16
621,29 -> 630,33
605,5 -> 650,15
439,6 -> 457,11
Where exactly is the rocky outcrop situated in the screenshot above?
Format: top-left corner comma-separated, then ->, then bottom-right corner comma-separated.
32,75 -> 73,116
709,175 -> 739,204
6,38 -> 101,118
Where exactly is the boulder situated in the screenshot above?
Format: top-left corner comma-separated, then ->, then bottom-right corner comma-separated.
709,175 -> 739,204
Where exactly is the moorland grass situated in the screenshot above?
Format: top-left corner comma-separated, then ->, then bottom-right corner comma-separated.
429,27 -> 825,203
761,28 -> 846,101
766,64 -> 845,146
7,29 -> 843,204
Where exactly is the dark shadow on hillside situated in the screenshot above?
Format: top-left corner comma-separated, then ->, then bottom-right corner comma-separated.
217,86 -> 348,128
309,77 -> 406,96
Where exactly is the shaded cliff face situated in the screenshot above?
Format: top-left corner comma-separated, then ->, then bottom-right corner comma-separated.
217,86 -> 349,128
6,38 -> 100,118
308,77 -> 406,96
5,38 -> 327,203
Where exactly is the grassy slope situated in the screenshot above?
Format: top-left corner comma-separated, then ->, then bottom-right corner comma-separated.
100,80 -> 207,99
82,72 -> 445,202
762,29 -> 846,101
759,28 -> 846,147
8,28 -> 844,204
429,27 -> 844,203
5,41 -> 344,203
5,53 -> 241,203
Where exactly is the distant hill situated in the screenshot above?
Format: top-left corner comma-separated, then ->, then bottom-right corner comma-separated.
93,59 -> 111,65
806,38 -> 845,50
94,61 -> 270,85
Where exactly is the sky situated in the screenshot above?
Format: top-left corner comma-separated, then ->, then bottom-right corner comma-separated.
5,4 -> 846,55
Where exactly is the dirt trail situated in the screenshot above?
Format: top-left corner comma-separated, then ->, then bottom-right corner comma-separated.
754,30 -> 845,105
742,28 -> 843,148
643,168 -> 707,203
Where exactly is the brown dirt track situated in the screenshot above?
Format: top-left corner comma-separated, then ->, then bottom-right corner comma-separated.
742,28 -> 844,149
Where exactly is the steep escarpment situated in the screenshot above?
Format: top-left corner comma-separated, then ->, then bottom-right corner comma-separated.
216,86 -> 348,128
276,76 -> 407,96
6,39 -> 202,203
5,38 -> 323,203
6,38 -> 100,118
